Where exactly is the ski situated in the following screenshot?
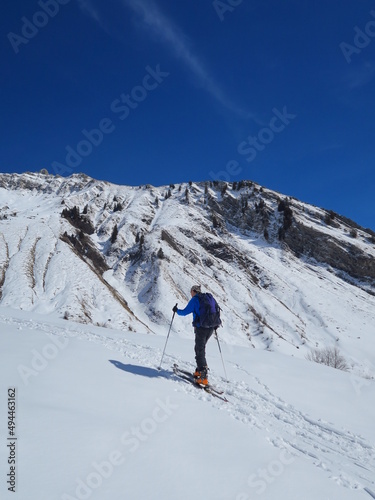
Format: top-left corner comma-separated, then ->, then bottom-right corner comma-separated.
172,364 -> 228,402
174,371 -> 229,402
173,364 -> 225,393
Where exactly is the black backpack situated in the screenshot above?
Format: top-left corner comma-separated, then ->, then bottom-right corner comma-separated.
194,292 -> 222,329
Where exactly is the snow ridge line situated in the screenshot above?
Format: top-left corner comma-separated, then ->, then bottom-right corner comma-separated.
42,224 -> 60,292
364,487 -> 375,499
0,233 -> 9,300
42,244 -> 56,292
27,236 -> 41,294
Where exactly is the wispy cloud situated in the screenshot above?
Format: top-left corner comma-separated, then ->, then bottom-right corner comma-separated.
122,0 -> 256,121
77,0 -> 100,23
78,0 -> 257,121
77,0 -> 111,35
343,61 -> 375,90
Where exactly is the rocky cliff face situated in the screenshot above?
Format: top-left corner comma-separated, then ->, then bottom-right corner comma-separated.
0,172 -> 374,373
208,180 -> 375,288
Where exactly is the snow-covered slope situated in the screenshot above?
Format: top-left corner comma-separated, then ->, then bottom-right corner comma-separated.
0,172 -> 374,378
1,172 -> 375,499
0,308 -> 374,499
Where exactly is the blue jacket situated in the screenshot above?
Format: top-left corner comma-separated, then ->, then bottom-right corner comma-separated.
177,295 -> 200,326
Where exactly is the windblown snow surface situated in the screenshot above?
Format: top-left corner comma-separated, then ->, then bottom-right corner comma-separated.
1,307 -> 375,500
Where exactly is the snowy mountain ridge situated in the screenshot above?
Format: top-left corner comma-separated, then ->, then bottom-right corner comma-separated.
0,171 -> 374,378
1,171 -> 375,499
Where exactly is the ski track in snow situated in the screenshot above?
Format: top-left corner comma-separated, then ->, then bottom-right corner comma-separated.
2,313 -> 374,496
228,364 -> 375,492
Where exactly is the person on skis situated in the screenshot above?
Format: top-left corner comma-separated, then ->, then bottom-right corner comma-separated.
173,285 -> 215,386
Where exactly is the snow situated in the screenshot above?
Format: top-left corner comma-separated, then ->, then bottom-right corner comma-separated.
0,175 -> 374,373
1,307 -> 374,499
1,173 -> 375,498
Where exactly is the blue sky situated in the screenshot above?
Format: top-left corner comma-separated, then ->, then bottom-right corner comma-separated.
1,0 -> 375,229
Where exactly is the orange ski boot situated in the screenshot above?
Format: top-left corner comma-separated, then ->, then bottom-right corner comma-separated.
195,368 -> 209,386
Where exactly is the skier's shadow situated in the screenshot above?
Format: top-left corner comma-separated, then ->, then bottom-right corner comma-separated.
109,360 -> 170,379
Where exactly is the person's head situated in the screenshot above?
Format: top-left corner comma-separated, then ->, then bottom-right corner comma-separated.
190,285 -> 201,296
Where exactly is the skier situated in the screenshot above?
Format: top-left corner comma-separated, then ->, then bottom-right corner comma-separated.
173,285 -> 215,386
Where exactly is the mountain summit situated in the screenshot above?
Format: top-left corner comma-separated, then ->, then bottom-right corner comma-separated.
0,171 -> 374,377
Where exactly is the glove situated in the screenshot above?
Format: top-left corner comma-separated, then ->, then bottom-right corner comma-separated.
172,304 -> 178,313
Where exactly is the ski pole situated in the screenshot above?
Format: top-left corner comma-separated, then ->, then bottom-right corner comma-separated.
158,304 -> 178,370
215,329 -> 228,382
